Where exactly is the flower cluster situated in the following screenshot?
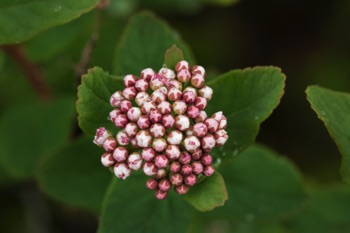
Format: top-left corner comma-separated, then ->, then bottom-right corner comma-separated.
93,60 -> 228,199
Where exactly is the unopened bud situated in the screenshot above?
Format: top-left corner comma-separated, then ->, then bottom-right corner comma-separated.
101,152 -> 115,167
114,163 -> 131,179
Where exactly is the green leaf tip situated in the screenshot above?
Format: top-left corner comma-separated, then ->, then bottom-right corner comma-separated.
164,45 -> 184,69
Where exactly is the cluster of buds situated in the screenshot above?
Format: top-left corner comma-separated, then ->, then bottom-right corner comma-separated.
93,60 -> 228,200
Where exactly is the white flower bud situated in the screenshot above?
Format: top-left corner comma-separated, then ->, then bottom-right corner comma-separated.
141,101 -> 157,114
114,163 -> 131,179
141,68 -> 155,81
122,87 -> 137,100
135,130 -> 152,148
175,60 -> 190,72
151,88 -> 167,103
195,97 -> 207,110
114,114 -> 128,128
175,115 -> 190,131
184,135 -> 201,153
165,145 -> 181,160
143,162 -> 157,176
123,74 -> 137,87
103,138 -> 117,152
137,115 -> 151,129
191,73 -> 205,88
109,109 -> 121,122
177,69 -> 191,82
159,67 -> 175,79
141,148 -> 156,161
127,107 -> 141,122
157,101 -> 172,114
193,122 -> 208,138
93,127 -> 112,146
201,134 -> 216,152
152,138 -> 167,152
120,100 -> 132,113
101,152 -> 115,167
150,74 -> 165,90
116,130 -> 130,146
113,147 -> 128,162
198,86 -> 213,100
135,92 -> 151,106
154,154 -> 169,168
127,152 -> 142,170
192,65 -> 206,77
110,91 -> 124,107
124,122 -> 138,138
172,100 -> 187,115
214,129 -> 228,146
195,110 -> 207,123
150,123 -> 166,138
162,114 -> 175,128
167,87 -> 182,101
166,130 -> 183,145
135,79 -> 149,92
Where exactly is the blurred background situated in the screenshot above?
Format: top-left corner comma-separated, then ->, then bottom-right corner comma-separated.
1,0 -> 350,232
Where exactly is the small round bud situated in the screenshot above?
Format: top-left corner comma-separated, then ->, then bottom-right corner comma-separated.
175,60 -> 190,71
184,135 -> 201,153
212,111 -> 227,130
127,107 -> 142,122
123,87 -> 137,100
159,68 -> 175,79
151,88 -> 167,103
191,148 -> 203,160
204,118 -> 219,133
193,123 -> 208,138
143,162 -> 157,176
201,153 -> 213,166
155,190 -> 168,200
181,164 -> 193,176
198,86 -> 213,101
150,123 -> 166,138
152,138 -> 167,152
130,137 -> 140,149
165,145 -> 181,160
135,92 -> 151,106
116,130 -> 130,146
179,151 -> 191,165
146,178 -> 158,190
195,110 -> 207,123
166,130 -> 183,145
137,115 -> 151,129
170,173 -> 183,186
192,161 -> 204,175
162,114 -> 175,128
120,100 -> 132,113
141,101 -> 157,114
128,152 -> 142,170
101,152 -> 115,167
170,162 -> 181,173
149,110 -> 162,123
167,80 -> 182,90
135,79 -> 149,92
123,74 -> 137,87
110,91 -> 124,107
113,147 -> 128,162
157,101 -> 172,114
187,106 -> 199,119
158,178 -> 172,192
186,126 -> 194,136
156,168 -> 167,179
141,148 -> 156,161
93,127 -> 112,146
103,138 -> 117,152
203,164 -> 215,176
109,109 -> 121,122
114,114 -> 128,128
184,174 -> 197,186
192,65 -> 206,77
214,129 -> 229,146
175,115 -> 190,131
172,100 -> 187,115
201,134 -> 216,152
135,130 -> 152,148
177,69 -> 191,82
191,73 -> 205,88
141,68 -> 155,81
150,74 -> 165,90
175,184 -> 189,195
183,91 -> 196,104
124,122 -> 138,137
114,163 -> 131,179
195,97 -> 207,110
167,87 -> 182,101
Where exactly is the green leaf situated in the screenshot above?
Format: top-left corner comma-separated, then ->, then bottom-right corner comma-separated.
98,174 -> 194,233
183,172 -> 228,211
37,136 -> 111,213
0,97 -> 75,179
306,86 -> 350,184
206,66 -> 285,161
77,67 -> 123,135
113,11 -> 195,75
164,44 -> 184,70
202,0 -> 239,6
0,0 -> 99,45
284,184 -> 350,233
192,145 -> 305,230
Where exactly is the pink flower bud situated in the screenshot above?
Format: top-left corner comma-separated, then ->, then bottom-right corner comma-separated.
116,130 -> 130,146
146,178 -> 158,190
177,69 -> 191,82
176,60 -> 190,72
168,87 -> 182,101
130,137 -> 140,149
141,101 -> 157,114
143,161 -> 157,176
203,164 -> 215,176
141,68 -> 155,81
179,151 -> 191,164
123,74 -> 137,87
214,129 -> 228,146
110,91 -> 124,107
183,91 -> 196,104
156,168 -> 167,179
201,134 -> 216,152
123,87 -> 137,100
141,148 -> 156,161
114,114 -> 128,128
166,130 -> 183,145
137,115 -> 151,129
195,110 -> 207,123
152,138 -> 167,152
120,100 -> 132,113
135,92 -> 151,106
170,162 -> 181,173
175,115 -> 190,131
127,107 -> 141,122
150,74 -> 165,90
93,127 -> 112,146
158,178 -> 171,192
155,190 -> 168,200
157,101 -> 172,114
135,79 -> 149,92
162,114 -> 175,128
170,173 -> 183,186
193,123 -> 208,138
183,87 -> 197,95
192,161 -> 204,175
103,138 -> 117,152
212,111 -> 227,130
181,164 -> 193,176
187,106 -> 199,119
175,184 -> 189,195
191,148 -> 203,160
114,163 -> 131,179
192,65 -> 206,77
135,130 -> 152,148
201,153 -> 213,166
109,109 -> 121,122
184,174 -> 197,186
151,88 -> 167,103
184,135 -> 201,152
127,152 -> 142,170
101,152 -> 115,167
149,110 -> 162,123
204,118 -> 219,133
159,68 -> 175,79
165,145 -> 181,160
191,73 -> 205,88
198,86 -> 213,100
194,97 -> 207,110
113,147 -> 128,162
172,100 -> 187,115
124,122 -> 138,138
150,123 -> 166,138
167,80 -> 182,90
